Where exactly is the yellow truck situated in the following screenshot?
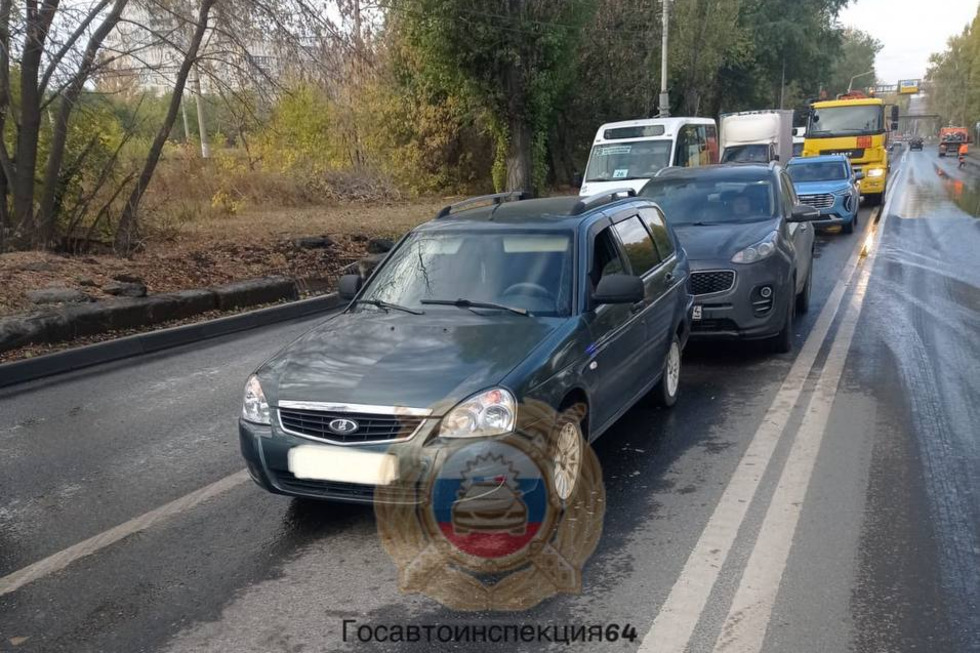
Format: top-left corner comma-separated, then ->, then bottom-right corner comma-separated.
803,94 -> 895,206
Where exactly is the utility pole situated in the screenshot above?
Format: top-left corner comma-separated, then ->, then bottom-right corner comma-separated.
192,64 -> 210,158
659,0 -> 670,117
779,58 -> 786,109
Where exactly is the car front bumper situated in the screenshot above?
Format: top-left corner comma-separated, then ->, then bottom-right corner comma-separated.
688,262 -> 793,340
239,417 -> 440,504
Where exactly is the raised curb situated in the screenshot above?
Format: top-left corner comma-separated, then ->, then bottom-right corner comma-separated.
0,292 -> 345,389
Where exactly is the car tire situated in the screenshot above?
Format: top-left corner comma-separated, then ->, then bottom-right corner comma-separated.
796,262 -> 812,314
550,406 -> 586,504
652,335 -> 682,408
772,291 -> 794,354
843,218 -> 854,234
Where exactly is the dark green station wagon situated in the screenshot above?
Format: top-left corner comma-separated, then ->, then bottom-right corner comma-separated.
239,189 -> 693,503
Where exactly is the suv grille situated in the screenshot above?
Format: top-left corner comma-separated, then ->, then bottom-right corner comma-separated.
798,193 -> 834,209
278,407 -> 424,444
690,271 -> 735,295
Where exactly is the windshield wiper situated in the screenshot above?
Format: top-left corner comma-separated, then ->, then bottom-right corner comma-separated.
352,298 -> 424,315
420,298 -> 529,316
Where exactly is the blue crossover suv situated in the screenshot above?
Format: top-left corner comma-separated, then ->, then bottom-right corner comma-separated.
786,155 -> 863,233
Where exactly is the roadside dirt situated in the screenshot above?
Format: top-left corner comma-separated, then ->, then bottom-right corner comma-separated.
0,198 -> 448,318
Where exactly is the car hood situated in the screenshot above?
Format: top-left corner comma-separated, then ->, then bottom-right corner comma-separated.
264,311 -> 558,415
793,180 -> 850,195
672,219 -> 778,261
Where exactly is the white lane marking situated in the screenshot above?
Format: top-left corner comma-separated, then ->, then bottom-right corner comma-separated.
637,210 -> 880,653
0,470 -> 248,597
710,158 -> 901,653
712,221 -> 885,652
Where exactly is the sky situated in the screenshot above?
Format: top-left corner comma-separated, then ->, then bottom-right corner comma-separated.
838,0 -> 979,83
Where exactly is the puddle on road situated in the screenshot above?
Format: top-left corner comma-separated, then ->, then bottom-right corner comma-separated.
928,163 -> 980,217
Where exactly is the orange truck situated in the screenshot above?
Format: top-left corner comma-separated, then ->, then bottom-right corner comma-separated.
938,127 -> 969,157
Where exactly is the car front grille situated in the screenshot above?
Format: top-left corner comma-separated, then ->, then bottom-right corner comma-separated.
798,193 -> 835,209
278,407 -> 424,444
692,318 -> 739,333
690,270 -> 736,295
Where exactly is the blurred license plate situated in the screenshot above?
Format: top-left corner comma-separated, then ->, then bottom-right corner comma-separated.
288,445 -> 397,485
693,305 -> 702,320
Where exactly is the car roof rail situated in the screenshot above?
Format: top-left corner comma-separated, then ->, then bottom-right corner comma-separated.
570,188 -> 637,215
436,191 -> 530,218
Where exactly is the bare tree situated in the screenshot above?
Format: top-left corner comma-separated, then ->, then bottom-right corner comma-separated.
114,0 -> 217,254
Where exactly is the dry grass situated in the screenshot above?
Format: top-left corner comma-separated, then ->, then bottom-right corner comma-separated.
172,198 -> 451,244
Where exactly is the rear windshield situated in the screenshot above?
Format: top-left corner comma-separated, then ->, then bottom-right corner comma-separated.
642,177 -> 775,225
788,162 -> 847,182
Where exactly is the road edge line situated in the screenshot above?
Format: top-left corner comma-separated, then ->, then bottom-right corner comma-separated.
0,471 -> 250,597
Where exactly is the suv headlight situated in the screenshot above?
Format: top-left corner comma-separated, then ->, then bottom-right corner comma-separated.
242,374 -> 271,425
731,231 -> 778,264
440,387 -> 517,438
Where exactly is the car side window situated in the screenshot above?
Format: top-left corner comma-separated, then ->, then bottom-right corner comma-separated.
590,228 -> 626,291
612,216 -> 662,276
674,125 -> 699,167
640,207 -> 675,259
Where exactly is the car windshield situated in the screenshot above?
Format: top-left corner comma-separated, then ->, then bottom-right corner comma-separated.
721,144 -> 770,163
642,177 -> 775,225
360,230 -> 574,316
788,162 -> 847,182
585,140 -> 672,182
809,105 -> 884,137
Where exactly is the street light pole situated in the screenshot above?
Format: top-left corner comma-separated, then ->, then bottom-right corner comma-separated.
659,0 -> 670,117
847,69 -> 875,94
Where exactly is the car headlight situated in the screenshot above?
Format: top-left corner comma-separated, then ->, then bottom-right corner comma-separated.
867,168 -> 885,178
832,187 -> 851,196
242,374 -> 271,425
440,387 -> 517,438
731,231 -> 778,264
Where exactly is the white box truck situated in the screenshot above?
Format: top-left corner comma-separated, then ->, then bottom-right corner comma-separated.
719,110 -> 794,165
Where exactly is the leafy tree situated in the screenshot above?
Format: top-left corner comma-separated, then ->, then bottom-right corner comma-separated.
394,0 -> 595,193
825,29 -> 882,97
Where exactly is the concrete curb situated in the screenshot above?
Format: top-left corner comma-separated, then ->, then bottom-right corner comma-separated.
0,292 -> 345,389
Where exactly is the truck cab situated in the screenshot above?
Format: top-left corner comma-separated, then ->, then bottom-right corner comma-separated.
804,96 -> 890,206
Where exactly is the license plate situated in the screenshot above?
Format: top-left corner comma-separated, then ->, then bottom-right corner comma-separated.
288,445 -> 397,485
692,305 -> 702,320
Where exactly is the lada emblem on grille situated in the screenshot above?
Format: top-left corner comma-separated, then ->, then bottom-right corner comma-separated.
328,418 -> 359,434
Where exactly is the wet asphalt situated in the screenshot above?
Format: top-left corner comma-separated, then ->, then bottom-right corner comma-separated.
0,149 -> 978,653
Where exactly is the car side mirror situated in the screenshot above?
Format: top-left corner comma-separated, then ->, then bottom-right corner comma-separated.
338,274 -> 363,300
789,204 -> 820,222
854,171 -> 865,181
592,274 -> 644,305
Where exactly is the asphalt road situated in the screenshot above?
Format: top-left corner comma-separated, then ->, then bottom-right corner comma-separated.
1,149 -> 978,653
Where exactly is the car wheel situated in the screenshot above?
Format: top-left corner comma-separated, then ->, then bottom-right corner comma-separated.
842,218 -> 854,234
796,262 -> 812,314
653,335 -> 682,407
772,291 -> 794,354
550,408 -> 585,504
